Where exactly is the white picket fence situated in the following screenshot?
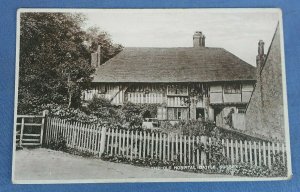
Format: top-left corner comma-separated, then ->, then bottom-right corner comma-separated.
44,117 -> 286,168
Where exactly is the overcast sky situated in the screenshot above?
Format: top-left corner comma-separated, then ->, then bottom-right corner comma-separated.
80,9 -> 281,66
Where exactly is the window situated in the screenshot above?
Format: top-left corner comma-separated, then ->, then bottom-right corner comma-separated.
97,85 -> 107,94
224,83 -> 241,94
237,107 -> 246,114
167,85 -> 188,95
167,108 -> 188,120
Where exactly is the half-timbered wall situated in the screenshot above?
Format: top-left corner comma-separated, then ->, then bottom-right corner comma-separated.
126,84 -> 166,104
210,83 -> 254,104
83,82 -> 254,124
83,84 -> 126,105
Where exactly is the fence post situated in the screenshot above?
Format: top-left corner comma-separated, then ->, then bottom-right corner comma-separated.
139,131 -> 143,158
263,141 -> 267,166
179,135 -> 183,163
196,136 -> 200,166
123,130 -> 127,156
170,133 -> 174,161
163,134 -> 166,161
155,132 -> 159,159
240,140 -> 243,163
268,142 -> 272,169
226,139 -> 229,161
183,136 -> 187,165
167,133 -> 170,161
272,142 -> 275,164
258,142 -> 262,166
143,131 -> 146,159
41,110 -> 48,146
254,141 -> 257,166
130,131 -> 134,160
188,136 -> 191,164
249,141 -> 252,166
99,126 -> 107,157
126,130 -> 130,157
235,140 -> 239,164
200,136 -> 207,166
151,132 -> 154,159
245,141 -> 248,163
231,139 -> 234,165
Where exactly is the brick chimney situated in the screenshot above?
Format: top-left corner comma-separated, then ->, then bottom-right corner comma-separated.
256,40 -> 266,76
193,31 -> 205,47
91,45 -> 101,68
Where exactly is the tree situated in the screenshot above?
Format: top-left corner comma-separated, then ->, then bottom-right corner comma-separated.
18,13 -> 122,114
18,13 -> 93,114
85,27 -> 123,63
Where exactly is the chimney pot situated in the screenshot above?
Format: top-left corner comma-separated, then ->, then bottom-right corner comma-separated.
193,31 -> 205,47
258,40 -> 265,56
256,40 -> 266,76
91,45 -> 102,67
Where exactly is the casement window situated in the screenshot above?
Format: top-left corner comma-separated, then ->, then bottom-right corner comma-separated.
167,108 -> 188,120
224,83 -> 241,94
97,85 -> 108,94
237,107 -> 246,114
157,106 -> 167,120
167,85 -> 188,95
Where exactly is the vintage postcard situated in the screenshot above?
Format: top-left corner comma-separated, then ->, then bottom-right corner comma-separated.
12,8 -> 292,183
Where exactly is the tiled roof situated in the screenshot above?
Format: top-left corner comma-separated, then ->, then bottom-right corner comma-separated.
92,47 -> 256,83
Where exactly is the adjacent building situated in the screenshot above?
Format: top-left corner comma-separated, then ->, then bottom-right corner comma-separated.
83,32 -> 256,128
245,24 -> 285,141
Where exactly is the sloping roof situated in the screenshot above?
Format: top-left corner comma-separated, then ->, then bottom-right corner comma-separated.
92,47 -> 256,83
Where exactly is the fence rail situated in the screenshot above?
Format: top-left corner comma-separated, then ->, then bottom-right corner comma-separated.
44,117 -> 286,168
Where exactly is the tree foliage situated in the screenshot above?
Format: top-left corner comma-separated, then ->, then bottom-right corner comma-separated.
85,27 -> 123,63
18,13 -> 122,114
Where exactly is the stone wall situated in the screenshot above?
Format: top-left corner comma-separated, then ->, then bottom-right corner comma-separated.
245,25 -> 285,141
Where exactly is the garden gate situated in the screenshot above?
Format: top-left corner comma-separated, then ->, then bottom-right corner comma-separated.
15,111 -> 47,147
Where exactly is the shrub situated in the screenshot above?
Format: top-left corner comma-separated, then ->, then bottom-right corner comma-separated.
48,105 -> 99,123
160,119 -> 220,138
200,138 -> 230,167
270,151 -> 288,177
47,134 -> 67,151
159,121 -> 181,134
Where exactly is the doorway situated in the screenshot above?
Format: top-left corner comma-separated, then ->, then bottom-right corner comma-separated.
196,108 -> 204,120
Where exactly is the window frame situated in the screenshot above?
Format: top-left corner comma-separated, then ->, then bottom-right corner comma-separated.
237,107 -> 246,114
167,84 -> 188,96
167,107 -> 188,120
223,83 -> 241,94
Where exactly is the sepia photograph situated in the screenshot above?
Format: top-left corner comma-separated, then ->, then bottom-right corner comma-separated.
12,8 -> 291,183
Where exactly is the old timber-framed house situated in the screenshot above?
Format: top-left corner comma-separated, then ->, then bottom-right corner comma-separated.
83,32 -> 256,128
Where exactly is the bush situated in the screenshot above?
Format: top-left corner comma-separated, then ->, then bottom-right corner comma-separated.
160,119 -> 220,138
196,138 -> 230,167
159,121 -> 182,134
86,96 -> 120,119
270,151 -> 288,177
48,104 -> 99,123
47,134 -> 67,151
